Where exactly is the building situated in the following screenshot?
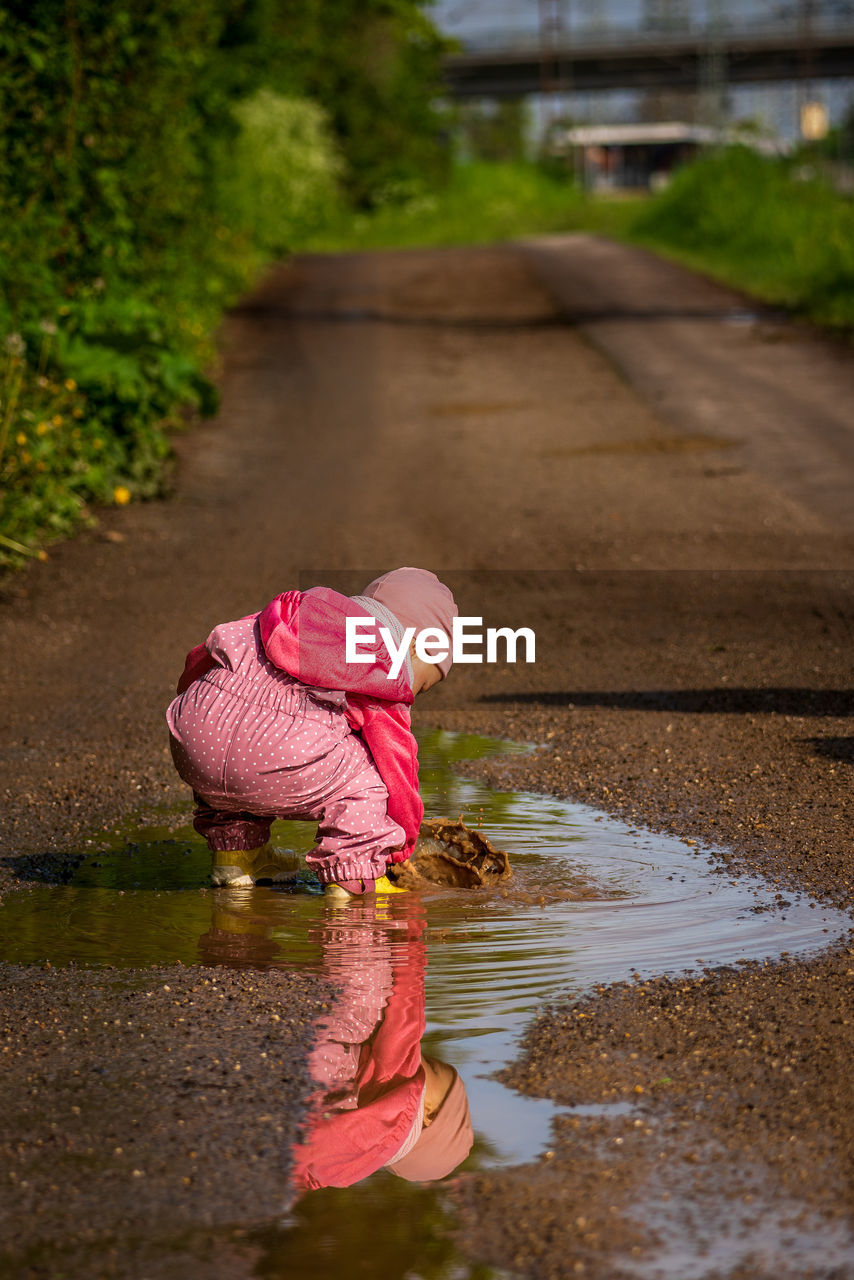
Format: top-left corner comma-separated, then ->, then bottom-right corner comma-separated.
560,120 -> 787,189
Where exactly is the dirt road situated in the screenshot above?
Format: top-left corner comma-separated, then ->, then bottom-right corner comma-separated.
1,239 -> 853,1277
523,235 -> 854,533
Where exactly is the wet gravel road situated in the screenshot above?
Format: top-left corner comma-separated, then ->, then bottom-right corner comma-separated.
1,239 -> 853,1277
0,965 -> 331,1277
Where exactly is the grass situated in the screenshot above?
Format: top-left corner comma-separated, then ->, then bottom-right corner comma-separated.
623,147 -> 854,332
305,162 -> 587,251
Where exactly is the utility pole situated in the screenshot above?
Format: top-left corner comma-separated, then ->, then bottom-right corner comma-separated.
799,0 -> 816,106
538,0 -> 571,139
642,0 -> 691,33
576,0 -> 607,39
700,0 -> 728,140
641,0 -> 694,124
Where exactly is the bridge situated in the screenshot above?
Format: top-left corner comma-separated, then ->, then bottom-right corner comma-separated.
442,16 -> 854,97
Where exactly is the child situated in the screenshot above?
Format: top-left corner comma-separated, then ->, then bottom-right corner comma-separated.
167,567 -> 457,895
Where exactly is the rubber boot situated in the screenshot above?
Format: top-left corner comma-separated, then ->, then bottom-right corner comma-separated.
211,843 -> 296,888
323,873 -> 408,902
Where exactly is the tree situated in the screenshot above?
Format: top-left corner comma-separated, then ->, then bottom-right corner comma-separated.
260,0 -> 453,204
459,99 -> 529,164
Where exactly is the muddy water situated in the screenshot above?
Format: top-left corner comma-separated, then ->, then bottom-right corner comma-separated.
1,729 -> 851,1279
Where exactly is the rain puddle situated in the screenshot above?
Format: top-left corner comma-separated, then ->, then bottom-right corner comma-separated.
1,728 -> 851,1278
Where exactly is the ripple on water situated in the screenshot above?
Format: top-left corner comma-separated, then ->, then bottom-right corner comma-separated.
1,729 -> 851,1278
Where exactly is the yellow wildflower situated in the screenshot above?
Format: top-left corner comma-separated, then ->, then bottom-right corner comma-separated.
15,432 -> 27,446
52,414 -> 64,427
93,438 -> 103,450
72,407 -> 83,419
64,378 -> 77,391
21,450 -> 31,464
36,421 -> 50,436
113,485 -> 131,505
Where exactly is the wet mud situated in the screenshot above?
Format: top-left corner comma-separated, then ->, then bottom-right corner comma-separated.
402,816 -> 607,905
0,964 -> 331,1275
392,817 -> 513,890
2,728 -> 849,1278
456,943 -> 854,1280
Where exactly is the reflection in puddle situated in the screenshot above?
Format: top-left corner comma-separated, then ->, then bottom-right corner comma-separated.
1,729 -> 852,1277
290,904 -> 472,1200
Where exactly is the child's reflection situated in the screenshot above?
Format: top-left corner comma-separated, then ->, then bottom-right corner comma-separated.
289,901 -> 473,1192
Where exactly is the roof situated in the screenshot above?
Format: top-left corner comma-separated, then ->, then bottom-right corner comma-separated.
562,122 -> 719,146
561,121 -> 787,154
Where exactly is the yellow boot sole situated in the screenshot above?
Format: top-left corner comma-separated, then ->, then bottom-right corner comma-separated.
323,873 -> 408,901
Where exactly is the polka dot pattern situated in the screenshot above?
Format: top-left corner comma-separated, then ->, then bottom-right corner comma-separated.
166,617 -> 405,883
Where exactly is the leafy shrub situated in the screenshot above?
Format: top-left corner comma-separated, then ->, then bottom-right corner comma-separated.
633,146 -> 854,329
0,0 -> 444,569
223,90 -> 343,255
265,0 -> 452,207
308,162 -> 582,252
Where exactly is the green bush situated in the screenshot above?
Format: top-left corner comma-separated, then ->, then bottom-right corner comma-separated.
308,162 -> 582,252
0,0 -> 444,569
0,296 -> 207,557
632,146 -> 854,329
223,90 -> 343,255
265,0 -> 452,207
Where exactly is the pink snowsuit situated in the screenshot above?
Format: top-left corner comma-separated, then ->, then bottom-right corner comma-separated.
166,588 -> 423,887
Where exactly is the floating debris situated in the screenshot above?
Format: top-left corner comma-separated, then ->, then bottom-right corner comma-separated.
390,817 -> 513,890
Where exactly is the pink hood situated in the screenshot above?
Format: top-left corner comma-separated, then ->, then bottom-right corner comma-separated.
258,587 -> 413,705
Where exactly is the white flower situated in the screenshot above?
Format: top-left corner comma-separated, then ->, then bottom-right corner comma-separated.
4,332 -> 26,357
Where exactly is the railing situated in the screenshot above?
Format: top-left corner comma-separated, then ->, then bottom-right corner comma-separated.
451,13 -> 854,56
